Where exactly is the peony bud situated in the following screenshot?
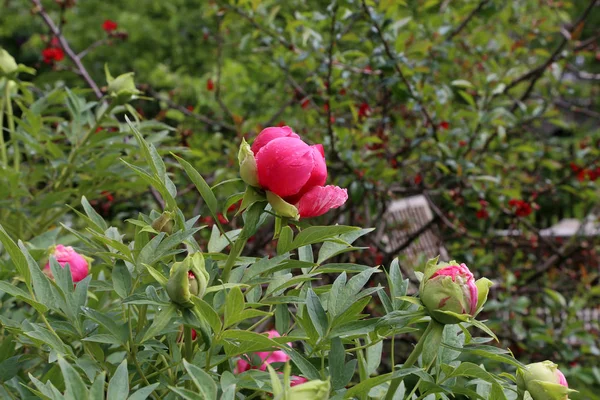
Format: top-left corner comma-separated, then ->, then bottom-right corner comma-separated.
420,259 -> 492,325
248,126 -> 347,218
105,64 -> 140,103
151,211 -> 174,234
167,253 -> 209,308
44,245 -> 90,283
238,138 -> 259,187
288,379 -> 331,400
517,361 -> 573,400
0,48 -> 18,77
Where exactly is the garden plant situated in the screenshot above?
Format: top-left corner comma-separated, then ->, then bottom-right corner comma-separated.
0,0 -> 599,399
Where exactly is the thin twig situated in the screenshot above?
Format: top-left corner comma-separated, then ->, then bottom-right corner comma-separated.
215,16 -> 238,130
447,0 -> 490,40
78,38 -> 109,59
31,0 -> 103,99
142,85 -> 236,133
503,0 -> 598,98
361,0 -> 438,141
325,4 -> 339,159
265,97 -> 296,127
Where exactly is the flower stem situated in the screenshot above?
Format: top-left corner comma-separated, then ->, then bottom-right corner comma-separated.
384,319 -> 435,400
183,325 -> 193,362
221,237 -> 246,282
4,82 -> 17,173
0,88 -> 6,168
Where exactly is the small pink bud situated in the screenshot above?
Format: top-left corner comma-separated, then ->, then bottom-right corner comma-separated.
44,245 -> 90,282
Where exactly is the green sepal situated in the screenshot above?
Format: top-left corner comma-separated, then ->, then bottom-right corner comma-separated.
238,138 -> 260,187
266,191 -> 299,220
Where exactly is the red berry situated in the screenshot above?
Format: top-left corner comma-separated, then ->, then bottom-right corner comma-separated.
102,20 -> 118,33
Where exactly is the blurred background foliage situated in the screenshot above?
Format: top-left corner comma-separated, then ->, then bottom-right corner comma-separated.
1,0 -> 599,396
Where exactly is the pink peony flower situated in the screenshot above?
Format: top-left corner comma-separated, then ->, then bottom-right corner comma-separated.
44,245 -> 89,283
235,330 -> 291,374
251,126 -> 348,218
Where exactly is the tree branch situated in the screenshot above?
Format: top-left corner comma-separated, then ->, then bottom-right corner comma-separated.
31,0 -> 103,99
361,0 -> 439,141
325,4 -> 339,159
504,0 -> 598,98
447,0 -> 490,40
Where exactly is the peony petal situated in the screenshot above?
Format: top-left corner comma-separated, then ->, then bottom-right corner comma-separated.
251,126 -> 300,155
296,185 -> 348,218
290,376 -> 309,387
556,368 -> 568,388
256,137 -> 315,198
284,144 -> 327,204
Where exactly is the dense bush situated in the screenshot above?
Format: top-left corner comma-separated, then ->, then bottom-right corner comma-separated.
0,0 -> 599,398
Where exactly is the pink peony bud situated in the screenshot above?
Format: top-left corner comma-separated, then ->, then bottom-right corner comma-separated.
44,245 -> 90,283
517,361 -> 572,399
420,259 -> 492,325
235,330 -> 292,374
250,126 -> 347,218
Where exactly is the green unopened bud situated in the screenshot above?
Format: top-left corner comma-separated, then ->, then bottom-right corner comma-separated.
167,253 -> 209,308
238,138 -> 260,187
288,379 -> 330,400
105,64 -> 141,103
151,211 -> 174,234
266,191 -> 299,220
517,361 -> 573,400
0,49 -> 18,77
419,259 -> 491,325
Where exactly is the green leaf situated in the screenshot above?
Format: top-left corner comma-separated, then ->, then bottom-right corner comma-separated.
141,304 -> 178,343
343,368 -> 428,398
0,281 -> 47,313
183,360 -> 218,400
174,154 -> 218,217
389,258 -> 409,310
220,330 -> 282,357
285,348 -> 321,381
58,356 -> 89,400
191,296 -> 222,333
0,224 -> 30,286
447,362 -> 506,400
113,263 -> 132,298
107,360 -> 129,400
283,226 -> 359,253
19,241 -> 59,311
422,320 -> 445,368
81,196 -> 108,232
89,372 -> 106,400
142,263 -> 168,287
317,229 -> 373,264
330,337 -> 346,390
224,286 -> 245,328
128,383 -> 160,400
306,288 -> 328,337
277,226 -> 293,255
168,386 -> 204,400
82,308 -> 128,345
